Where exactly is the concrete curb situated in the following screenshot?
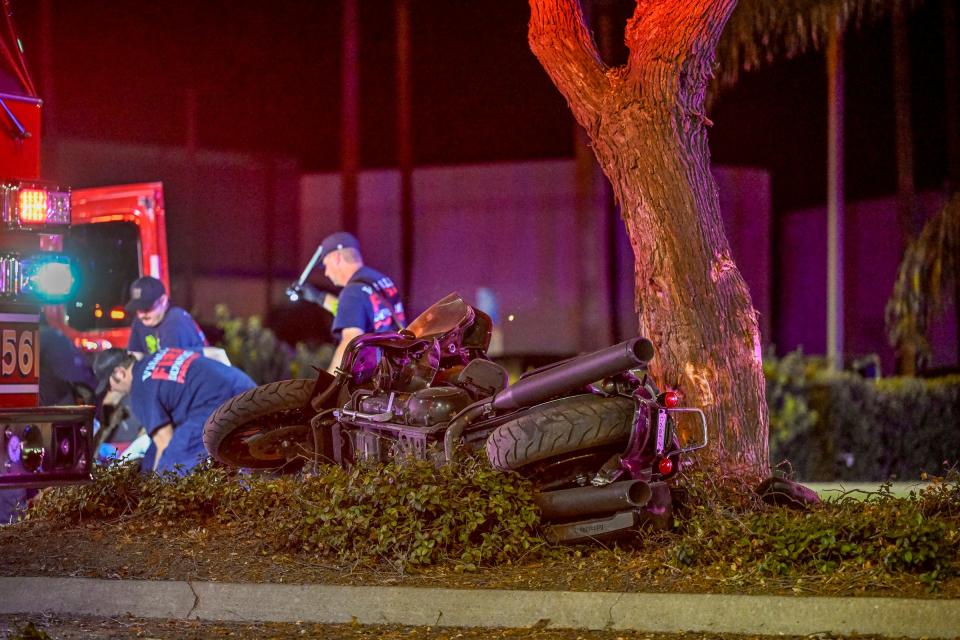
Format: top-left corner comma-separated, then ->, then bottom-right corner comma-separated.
1,577 -> 958,638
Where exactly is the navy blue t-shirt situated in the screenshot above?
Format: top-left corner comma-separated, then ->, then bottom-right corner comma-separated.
331,266 -> 405,339
127,306 -> 207,355
130,348 -> 255,473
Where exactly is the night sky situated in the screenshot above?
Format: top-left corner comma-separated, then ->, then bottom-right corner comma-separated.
11,0 -> 954,214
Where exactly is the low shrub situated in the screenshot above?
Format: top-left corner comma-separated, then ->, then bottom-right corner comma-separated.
27,460 -> 245,522
821,373 -> 960,480
28,456 -> 960,586
28,456 -> 544,571
764,351 -> 960,481
672,473 -> 960,587
763,349 -> 819,474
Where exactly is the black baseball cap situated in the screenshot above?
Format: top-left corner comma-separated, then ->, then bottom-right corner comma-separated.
317,231 -> 360,261
92,348 -> 130,395
125,276 -> 166,312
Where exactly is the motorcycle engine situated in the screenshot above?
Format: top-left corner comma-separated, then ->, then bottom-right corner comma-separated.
350,386 -> 472,464
358,386 -> 471,427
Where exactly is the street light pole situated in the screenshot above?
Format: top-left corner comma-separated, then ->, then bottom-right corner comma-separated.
826,17 -> 845,371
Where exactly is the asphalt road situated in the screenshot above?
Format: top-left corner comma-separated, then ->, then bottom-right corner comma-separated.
0,614 -> 904,640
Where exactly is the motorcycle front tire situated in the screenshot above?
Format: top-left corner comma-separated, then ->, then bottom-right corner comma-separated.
202,378 -> 318,470
485,393 -> 634,472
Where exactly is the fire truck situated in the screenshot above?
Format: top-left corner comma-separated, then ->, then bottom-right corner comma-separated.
0,7 -> 167,490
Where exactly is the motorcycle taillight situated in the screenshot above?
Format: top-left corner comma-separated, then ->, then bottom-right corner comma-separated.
658,457 -> 674,475
658,390 -> 680,408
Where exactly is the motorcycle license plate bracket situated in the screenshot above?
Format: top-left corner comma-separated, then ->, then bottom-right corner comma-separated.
614,400 -> 709,481
665,406 -> 709,454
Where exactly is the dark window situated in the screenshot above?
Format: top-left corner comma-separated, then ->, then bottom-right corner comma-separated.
62,221 -> 141,331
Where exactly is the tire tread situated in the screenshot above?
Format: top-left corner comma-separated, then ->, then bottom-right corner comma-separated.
485,394 -> 634,470
203,378 -> 315,467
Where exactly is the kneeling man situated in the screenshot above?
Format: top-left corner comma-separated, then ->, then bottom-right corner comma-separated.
94,348 -> 255,473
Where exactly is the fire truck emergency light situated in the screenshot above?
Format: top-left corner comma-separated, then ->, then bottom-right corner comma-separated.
1,182 -> 71,227
17,188 -> 47,224
20,254 -> 79,303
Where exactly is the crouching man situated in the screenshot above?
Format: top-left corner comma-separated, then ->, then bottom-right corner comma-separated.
93,348 -> 256,474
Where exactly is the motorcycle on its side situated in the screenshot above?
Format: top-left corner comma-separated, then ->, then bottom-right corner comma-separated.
202,292 -> 707,542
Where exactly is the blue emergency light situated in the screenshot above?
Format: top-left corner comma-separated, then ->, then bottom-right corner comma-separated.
21,254 -> 79,303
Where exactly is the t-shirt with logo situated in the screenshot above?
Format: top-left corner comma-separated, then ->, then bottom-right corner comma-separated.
127,306 -> 207,355
331,266 -> 406,339
130,348 -> 255,473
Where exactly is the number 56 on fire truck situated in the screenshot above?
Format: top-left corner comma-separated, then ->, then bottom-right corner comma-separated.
0,7 -> 94,490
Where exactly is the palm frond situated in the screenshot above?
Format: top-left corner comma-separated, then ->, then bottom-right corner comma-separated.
885,192 -> 960,360
715,0 -> 895,86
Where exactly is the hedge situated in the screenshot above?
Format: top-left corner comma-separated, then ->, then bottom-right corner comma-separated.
766,352 -> 960,481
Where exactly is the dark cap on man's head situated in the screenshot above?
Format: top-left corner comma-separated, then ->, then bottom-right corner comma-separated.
92,347 -> 130,395
317,231 -> 360,261
125,276 -> 166,312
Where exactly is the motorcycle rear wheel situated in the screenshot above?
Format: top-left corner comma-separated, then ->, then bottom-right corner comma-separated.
203,378 -> 317,470
485,394 -> 634,476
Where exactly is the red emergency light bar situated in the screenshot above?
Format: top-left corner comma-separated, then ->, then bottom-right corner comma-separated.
1,181 -> 71,227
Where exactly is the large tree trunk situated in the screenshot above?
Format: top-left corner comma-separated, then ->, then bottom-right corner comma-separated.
890,3 -> 917,375
529,0 -> 768,477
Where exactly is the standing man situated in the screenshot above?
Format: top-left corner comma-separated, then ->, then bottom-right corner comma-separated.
93,347 -> 255,474
317,232 -> 405,373
125,276 -> 207,356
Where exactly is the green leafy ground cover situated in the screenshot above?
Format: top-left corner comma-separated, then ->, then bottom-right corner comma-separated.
3,459 -> 959,598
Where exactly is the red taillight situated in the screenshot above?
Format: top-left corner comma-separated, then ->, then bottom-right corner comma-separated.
660,390 -> 680,408
18,188 -> 47,224
658,457 -> 674,475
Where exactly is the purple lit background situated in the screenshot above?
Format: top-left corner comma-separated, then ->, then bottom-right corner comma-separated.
15,1 -> 958,372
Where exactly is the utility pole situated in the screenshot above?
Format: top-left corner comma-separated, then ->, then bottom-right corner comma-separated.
396,0 -> 414,297
341,0 -> 360,236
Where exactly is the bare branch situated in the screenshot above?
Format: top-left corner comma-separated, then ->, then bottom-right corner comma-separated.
528,0 -> 609,123
626,0 -> 738,68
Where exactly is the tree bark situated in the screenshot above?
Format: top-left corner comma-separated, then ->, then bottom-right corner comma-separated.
891,2 -> 917,243
529,0 -> 768,478
891,3 -> 918,374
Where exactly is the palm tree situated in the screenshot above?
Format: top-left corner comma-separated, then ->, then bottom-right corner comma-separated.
715,0 -> 888,88
718,0 -> 899,370
886,195 -> 960,374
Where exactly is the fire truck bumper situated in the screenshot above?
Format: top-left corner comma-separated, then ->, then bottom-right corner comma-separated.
0,405 -> 95,489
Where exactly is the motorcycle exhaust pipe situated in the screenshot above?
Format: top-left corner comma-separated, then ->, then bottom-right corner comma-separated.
491,337 -> 654,411
536,479 -> 652,520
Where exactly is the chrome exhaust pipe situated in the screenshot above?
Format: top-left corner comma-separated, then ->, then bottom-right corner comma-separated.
491,338 -> 654,411
535,479 -> 652,520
